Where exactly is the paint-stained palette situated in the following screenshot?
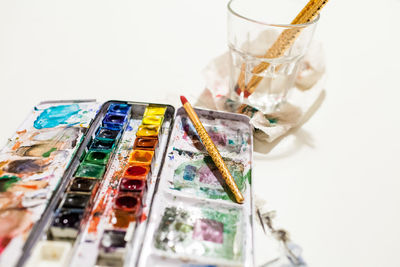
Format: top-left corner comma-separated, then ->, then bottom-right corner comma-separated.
0,101 -> 253,267
139,107 -> 254,267
21,101 -> 175,267
0,100 -> 99,266
154,201 -> 243,260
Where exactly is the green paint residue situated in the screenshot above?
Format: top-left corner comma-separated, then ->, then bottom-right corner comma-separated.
268,118 -> 278,124
201,208 -> 241,260
42,147 -> 57,158
75,163 -> 105,179
172,152 -> 247,202
154,206 -> 242,261
245,169 -> 252,185
0,175 -> 20,192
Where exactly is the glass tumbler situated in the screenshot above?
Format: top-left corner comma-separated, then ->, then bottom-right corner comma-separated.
227,0 -> 319,113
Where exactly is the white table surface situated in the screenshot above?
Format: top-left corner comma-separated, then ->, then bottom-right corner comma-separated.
0,0 -> 399,266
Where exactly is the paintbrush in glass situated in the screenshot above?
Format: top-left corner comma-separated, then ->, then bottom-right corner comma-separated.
236,0 -> 329,96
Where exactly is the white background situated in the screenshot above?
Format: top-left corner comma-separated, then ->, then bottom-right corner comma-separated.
0,0 -> 400,266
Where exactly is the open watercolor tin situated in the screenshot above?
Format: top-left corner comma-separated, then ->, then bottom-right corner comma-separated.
0,99 -> 254,267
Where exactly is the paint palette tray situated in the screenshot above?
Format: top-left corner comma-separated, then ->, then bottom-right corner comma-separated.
0,100 -> 254,267
23,101 -> 175,267
0,100 -> 99,267
138,107 -> 254,267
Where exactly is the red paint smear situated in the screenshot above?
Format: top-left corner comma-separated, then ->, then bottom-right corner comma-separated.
0,237 -> 11,255
139,212 -> 147,222
19,184 -> 39,190
88,215 -> 100,234
182,130 -> 189,141
88,190 -> 110,233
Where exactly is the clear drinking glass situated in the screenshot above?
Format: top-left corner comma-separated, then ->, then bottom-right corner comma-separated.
227,0 -> 319,113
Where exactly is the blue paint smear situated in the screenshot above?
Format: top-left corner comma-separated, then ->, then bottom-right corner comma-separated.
34,104 -> 80,129
183,165 -> 197,181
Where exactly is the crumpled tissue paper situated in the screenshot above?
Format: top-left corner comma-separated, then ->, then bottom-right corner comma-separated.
196,40 -> 326,143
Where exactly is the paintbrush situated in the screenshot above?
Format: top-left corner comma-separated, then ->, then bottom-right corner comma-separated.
180,95 -> 244,204
236,0 -> 329,96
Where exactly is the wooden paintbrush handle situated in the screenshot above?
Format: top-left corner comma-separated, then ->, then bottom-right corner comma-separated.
182,102 -> 245,204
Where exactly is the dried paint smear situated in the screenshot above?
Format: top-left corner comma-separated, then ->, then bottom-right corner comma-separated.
143,109 -> 253,266
0,101 -> 99,265
174,116 -> 251,156
33,104 -> 81,129
166,115 -> 251,203
154,205 -> 242,261
169,149 -> 251,201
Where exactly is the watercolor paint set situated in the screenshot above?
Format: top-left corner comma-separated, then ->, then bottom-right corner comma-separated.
0,99 -> 254,267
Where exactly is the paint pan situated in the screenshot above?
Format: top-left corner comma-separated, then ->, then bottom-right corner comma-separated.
25,240 -> 71,267
75,163 -> 106,179
133,137 -> 159,162
50,209 -> 84,239
83,150 -> 111,165
128,150 -> 154,169
122,164 -> 150,180
90,138 -> 115,152
109,209 -> 136,229
102,113 -> 128,130
96,255 -> 124,267
95,127 -> 122,141
62,193 -> 91,209
136,124 -> 160,139
108,103 -> 131,115
133,137 -> 159,151
68,177 -> 98,193
114,192 -> 141,213
98,230 -> 127,262
142,115 -> 164,126
143,105 -> 167,117
119,178 -> 146,193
